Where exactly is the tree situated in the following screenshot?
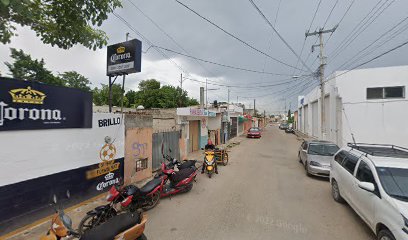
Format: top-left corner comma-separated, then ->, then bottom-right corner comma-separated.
287,109 -> 294,123
5,48 -> 64,86
0,0 -> 121,50
59,71 -> 91,91
92,83 -> 124,107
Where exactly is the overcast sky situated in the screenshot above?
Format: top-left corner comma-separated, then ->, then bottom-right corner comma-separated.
1,0 -> 408,114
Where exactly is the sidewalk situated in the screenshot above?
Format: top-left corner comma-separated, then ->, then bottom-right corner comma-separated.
2,137 -> 244,240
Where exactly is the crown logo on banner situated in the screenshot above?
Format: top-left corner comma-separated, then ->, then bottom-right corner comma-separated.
105,172 -> 115,181
9,86 -> 46,104
116,46 -> 125,54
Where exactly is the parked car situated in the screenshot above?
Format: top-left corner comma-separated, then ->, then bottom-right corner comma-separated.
279,122 -> 288,130
330,143 -> 408,240
298,140 -> 339,177
285,124 -> 294,134
247,127 -> 261,138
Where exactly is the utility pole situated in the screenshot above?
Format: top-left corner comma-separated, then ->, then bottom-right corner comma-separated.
180,73 -> 183,90
253,99 -> 256,116
305,25 -> 337,139
120,32 -> 130,114
205,78 -> 208,109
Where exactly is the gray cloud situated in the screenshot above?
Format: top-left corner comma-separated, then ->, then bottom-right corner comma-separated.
1,0 -> 407,113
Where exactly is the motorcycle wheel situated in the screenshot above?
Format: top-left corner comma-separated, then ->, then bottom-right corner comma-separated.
223,153 -> 229,166
78,214 -> 99,234
181,183 -> 193,193
208,172 -> 212,178
142,191 -> 160,211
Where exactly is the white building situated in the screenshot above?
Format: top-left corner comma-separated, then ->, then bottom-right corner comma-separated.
298,65 -> 408,148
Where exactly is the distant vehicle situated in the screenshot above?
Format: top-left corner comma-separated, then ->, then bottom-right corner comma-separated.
285,124 -> 294,133
247,127 -> 261,138
298,140 -> 339,177
331,143 -> 408,240
279,122 -> 288,130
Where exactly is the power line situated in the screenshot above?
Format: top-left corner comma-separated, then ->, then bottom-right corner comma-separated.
324,37 -> 408,84
328,0 -> 393,62
323,0 -> 339,28
154,46 -> 294,76
173,0 -> 307,72
248,0 -> 313,73
325,0 -> 356,45
293,0 -> 322,77
126,0 -> 218,78
337,15 -> 408,70
329,0 -> 395,64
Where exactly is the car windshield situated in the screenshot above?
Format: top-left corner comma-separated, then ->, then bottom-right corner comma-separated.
249,128 -> 259,132
308,144 -> 339,156
377,167 -> 408,202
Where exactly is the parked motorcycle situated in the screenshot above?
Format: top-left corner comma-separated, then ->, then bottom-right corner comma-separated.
79,151 -> 197,233
41,195 -> 147,240
203,151 -> 217,178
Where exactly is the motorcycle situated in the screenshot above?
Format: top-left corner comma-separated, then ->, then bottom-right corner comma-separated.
203,150 -> 217,178
79,151 -> 197,233
40,195 -> 147,240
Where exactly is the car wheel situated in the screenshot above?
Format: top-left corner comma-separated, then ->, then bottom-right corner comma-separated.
304,161 -> 311,176
331,179 -> 345,203
378,229 -> 396,240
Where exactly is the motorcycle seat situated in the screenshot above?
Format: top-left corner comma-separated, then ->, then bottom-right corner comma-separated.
170,168 -> 195,183
140,178 -> 162,194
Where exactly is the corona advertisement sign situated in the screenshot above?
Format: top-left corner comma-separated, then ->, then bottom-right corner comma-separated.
0,77 -> 92,131
106,38 -> 142,76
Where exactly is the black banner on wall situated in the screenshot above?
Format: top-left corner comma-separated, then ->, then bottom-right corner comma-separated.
0,77 -> 92,131
0,158 -> 124,232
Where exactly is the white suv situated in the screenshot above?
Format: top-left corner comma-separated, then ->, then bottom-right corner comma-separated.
330,143 -> 408,240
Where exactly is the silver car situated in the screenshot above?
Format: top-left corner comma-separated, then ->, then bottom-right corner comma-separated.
298,140 -> 340,177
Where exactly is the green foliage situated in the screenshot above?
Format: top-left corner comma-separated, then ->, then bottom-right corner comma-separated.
59,71 -> 92,91
5,48 -> 64,85
4,48 -> 92,91
287,110 -> 294,123
0,0 -> 121,50
92,83 -> 125,106
92,79 -> 200,108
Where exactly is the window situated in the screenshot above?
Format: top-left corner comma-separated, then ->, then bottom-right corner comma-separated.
334,151 -> 346,164
135,158 -> 148,172
367,86 -> 405,99
342,153 -> 359,174
367,88 -> 383,99
356,161 -> 375,183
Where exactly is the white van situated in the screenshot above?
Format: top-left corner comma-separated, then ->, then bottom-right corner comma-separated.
330,143 -> 408,240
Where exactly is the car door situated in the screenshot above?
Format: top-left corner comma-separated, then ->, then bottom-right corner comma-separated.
300,142 -> 308,164
339,152 -> 360,203
352,160 -> 378,228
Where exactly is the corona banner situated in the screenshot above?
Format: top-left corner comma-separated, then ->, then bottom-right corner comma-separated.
0,77 -> 92,131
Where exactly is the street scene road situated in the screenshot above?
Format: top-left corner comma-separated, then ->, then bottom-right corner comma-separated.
144,125 -> 374,240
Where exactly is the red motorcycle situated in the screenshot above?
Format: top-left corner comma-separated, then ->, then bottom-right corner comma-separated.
79,155 -> 197,234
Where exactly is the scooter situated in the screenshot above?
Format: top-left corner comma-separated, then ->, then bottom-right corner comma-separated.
203,151 -> 217,178
40,195 -> 147,240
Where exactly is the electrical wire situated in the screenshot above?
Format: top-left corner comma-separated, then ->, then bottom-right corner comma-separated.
329,0 -> 395,64
173,0 -> 307,72
247,0 -> 313,73
324,37 -> 408,84
328,0 -> 392,63
325,0 -> 356,45
337,16 -> 408,70
154,46 -> 294,76
323,0 -> 339,28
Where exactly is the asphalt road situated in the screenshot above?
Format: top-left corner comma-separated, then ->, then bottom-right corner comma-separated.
144,125 -> 376,240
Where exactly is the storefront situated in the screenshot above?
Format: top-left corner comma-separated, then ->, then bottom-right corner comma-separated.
177,107 -> 216,153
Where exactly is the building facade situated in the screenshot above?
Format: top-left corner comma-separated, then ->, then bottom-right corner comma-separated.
298,65 -> 408,148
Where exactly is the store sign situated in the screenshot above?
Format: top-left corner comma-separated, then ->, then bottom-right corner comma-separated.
0,77 -> 92,131
106,39 -> 142,76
